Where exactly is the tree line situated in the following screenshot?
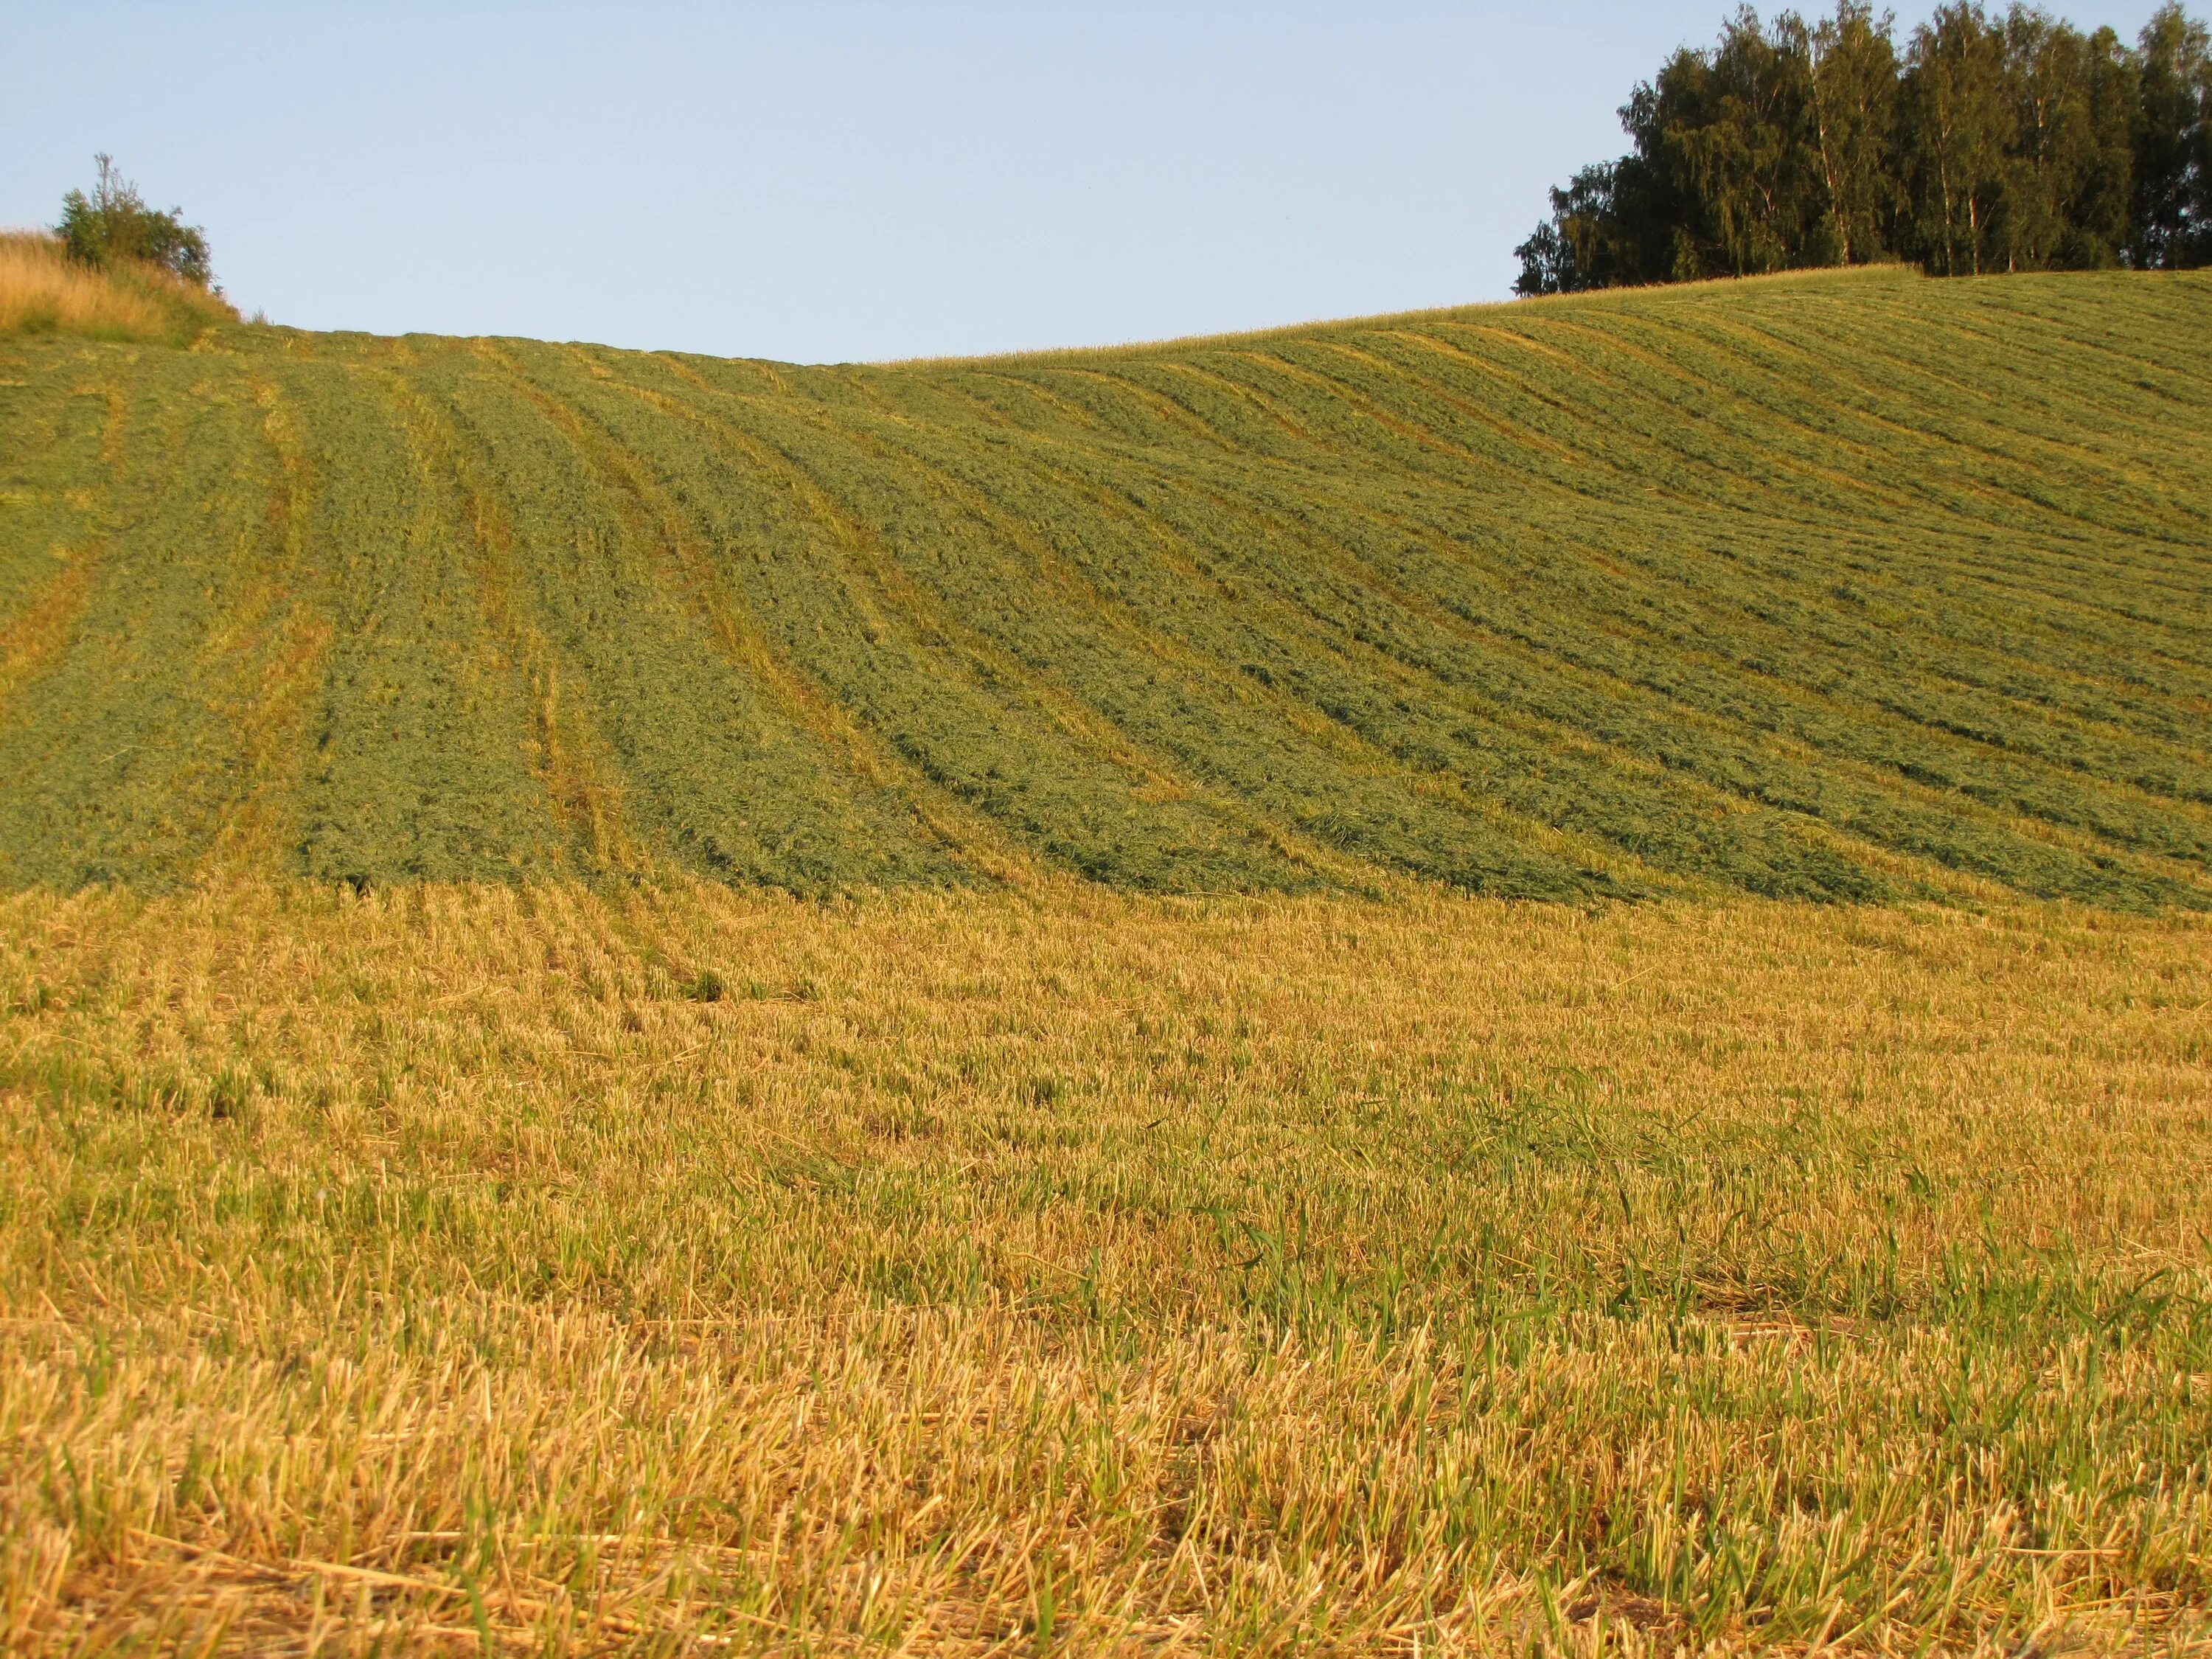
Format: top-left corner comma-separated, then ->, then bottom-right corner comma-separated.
1515,1 -> 2211,293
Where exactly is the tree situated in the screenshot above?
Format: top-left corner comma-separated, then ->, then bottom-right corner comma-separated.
1512,186 -> 1587,296
1787,1 -> 1901,264
1512,157 -> 1673,296
2131,2 -> 2212,265
1646,10 -> 1827,277
58,155 -> 213,288
1515,3 -> 1888,295
1515,17 -> 1809,294
1512,1 -> 2207,291
1987,13 -> 2134,271
1897,6 -> 2011,274
2073,24 -> 2143,262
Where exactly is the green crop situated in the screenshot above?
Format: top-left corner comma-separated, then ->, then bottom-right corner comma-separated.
2,266 -> 2207,907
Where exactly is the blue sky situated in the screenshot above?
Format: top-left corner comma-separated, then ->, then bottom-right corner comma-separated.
1,1 -> 2179,362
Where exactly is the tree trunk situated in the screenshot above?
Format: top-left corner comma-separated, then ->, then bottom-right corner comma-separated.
1811,66 -> 1852,263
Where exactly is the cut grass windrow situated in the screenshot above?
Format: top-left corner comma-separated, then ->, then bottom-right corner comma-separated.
3,266 -> 2208,905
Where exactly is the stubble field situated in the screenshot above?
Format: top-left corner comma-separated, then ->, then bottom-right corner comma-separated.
1,883 -> 2207,1654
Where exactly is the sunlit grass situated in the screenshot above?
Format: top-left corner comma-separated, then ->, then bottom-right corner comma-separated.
0,232 -> 234,347
3,268 -> 2208,908
1,883 -> 2206,1652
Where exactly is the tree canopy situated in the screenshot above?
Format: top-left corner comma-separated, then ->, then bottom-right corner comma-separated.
58,155 -> 213,289
1517,1 -> 2211,293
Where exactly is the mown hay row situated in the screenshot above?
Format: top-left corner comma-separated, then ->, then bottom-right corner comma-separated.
1,267 -> 2208,904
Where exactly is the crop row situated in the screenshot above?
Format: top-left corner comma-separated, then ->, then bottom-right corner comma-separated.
0,268 -> 2205,904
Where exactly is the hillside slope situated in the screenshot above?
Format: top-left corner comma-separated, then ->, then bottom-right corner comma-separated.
1,266 -> 2208,905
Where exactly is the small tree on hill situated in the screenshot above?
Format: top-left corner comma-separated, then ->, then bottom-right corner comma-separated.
58,155 -> 213,288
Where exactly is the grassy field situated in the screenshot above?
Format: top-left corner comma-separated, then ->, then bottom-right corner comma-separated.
1,265 -> 2208,908
0,884 -> 2206,1653
3,268 -> 2211,1651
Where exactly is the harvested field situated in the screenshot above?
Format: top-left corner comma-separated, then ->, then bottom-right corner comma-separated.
0,885 -> 2205,1652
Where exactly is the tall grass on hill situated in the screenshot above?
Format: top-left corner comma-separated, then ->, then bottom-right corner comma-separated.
0,232 -> 234,347
0,884 -> 2206,1652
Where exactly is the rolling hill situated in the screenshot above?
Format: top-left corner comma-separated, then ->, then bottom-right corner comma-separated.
3,265 -> 2208,906
7,260 -> 2212,1652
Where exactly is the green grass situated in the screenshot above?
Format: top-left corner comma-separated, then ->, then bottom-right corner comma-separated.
2,265 -> 2208,906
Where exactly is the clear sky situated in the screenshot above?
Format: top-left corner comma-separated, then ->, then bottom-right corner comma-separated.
1,1 -> 2180,363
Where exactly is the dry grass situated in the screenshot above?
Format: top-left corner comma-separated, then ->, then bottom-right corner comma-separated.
0,232 -> 234,345
0,884 -> 2207,1652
